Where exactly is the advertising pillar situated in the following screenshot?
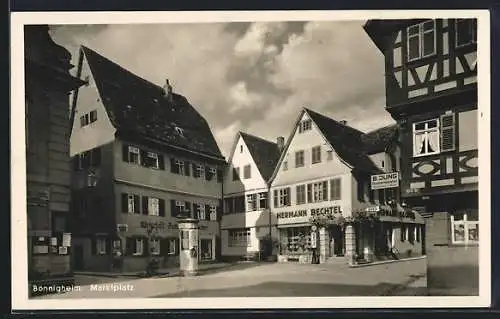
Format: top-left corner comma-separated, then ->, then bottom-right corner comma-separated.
178,218 -> 200,276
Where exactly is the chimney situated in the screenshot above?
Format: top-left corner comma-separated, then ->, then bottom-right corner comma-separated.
339,120 -> 347,125
163,79 -> 173,103
277,136 -> 285,153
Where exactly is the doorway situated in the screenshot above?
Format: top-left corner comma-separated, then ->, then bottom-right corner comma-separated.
328,225 -> 344,257
200,239 -> 213,261
73,245 -> 84,270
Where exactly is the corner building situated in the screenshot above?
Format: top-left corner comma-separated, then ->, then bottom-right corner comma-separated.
68,46 -> 225,272
268,108 -> 424,265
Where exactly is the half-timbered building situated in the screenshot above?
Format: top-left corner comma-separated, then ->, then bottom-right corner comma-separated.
364,18 -> 478,292
68,46 -> 225,273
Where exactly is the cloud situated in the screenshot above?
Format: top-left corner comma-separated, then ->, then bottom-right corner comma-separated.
49,20 -> 392,158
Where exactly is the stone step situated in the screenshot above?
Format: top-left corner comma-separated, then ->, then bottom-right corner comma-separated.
324,257 -> 346,264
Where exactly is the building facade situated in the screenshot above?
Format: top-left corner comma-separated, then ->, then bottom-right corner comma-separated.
69,46 -> 225,273
364,19 -> 478,292
221,132 -> 281,261
25,25 -> 85,290
268,108 -> 424,265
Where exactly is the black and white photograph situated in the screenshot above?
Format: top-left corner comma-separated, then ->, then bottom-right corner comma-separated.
11,10 -> 490,309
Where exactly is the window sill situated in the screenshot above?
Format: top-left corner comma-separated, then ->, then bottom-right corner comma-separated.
406,53 -> 437,66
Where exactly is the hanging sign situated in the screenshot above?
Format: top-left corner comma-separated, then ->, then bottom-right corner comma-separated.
62,233 -> 72,247
371,172 -> 399,190
310,232 -> 317,249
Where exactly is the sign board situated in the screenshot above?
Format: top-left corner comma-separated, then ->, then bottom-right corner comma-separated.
117,224 -> 129,232
277,206 -> 342,219
310,232 -> 317,248
365,206 -> 380,213
62,233 -> 71,247
371,172 -> 399,190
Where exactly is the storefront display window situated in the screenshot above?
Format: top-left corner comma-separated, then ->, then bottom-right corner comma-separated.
451,213 -> 479,244
279,227 -> 312,256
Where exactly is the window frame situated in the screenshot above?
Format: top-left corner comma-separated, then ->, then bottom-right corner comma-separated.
150,238 -> 161,256
146,152 -> 160,169
243,164 -> 251,179
196,204 -> 206,220
133,238 -> 144,256
295,150 -> 305,168
209,205 -> 217,220
175,159 -> 185,175
455,19 -> 477,48
228,228 -> 251,247
296,184 -> 306,205
148,197 -> 160,216
412,118 -> 441,157
128,146 -> 141,165
175,201 -> 185,215
258,192 -> 268,209
197,164 -> 205,179
127,194 -> 135,214
407,19 -> 437,62
96,237 -> 107,255
311,146 -> 322,164
278,188 -> 290,207
89,110 -> 98,123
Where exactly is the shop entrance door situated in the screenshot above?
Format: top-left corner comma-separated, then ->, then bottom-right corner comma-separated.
73,245 -> 84,270
200,239 -> 213,261
329,225 -> 344,257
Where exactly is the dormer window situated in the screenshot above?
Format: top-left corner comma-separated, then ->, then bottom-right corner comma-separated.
174,126 -> 184,137
407,20 -> 436,62
455,19 -> 477,48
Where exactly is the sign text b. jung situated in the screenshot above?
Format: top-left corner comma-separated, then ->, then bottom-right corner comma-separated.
371,172 -> 399,190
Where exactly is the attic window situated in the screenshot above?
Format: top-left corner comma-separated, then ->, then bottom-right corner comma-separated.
175,127 -> 184,137
298,119 -> 312,133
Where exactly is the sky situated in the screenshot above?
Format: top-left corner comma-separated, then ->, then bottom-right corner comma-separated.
49,21 -> 395,158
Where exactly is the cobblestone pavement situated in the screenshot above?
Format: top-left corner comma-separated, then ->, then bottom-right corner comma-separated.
36,258 -> 427,299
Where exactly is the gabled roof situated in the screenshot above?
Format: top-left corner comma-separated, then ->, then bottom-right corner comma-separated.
72,46 -> 224,160
363,19 -> 428,52
239,132 -> 281,182
362,124 -> 398,155
304,108 -> 382,174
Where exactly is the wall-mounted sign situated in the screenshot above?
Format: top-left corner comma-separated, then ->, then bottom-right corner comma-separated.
62,233 -> 72,247
371,172 -> 399,190
310,232 -> 317,248
277,206 -> 342,219
50,237 -> 58,246
140,221 -> 165,229
117,224 -> 129,232
365,206 -> 380,213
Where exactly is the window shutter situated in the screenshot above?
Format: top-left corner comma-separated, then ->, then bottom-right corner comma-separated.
158,155 -> 165,170
170,158 -> 178,173
175,238 -> 180,255
440,113 -> 455,152
106,237 -> 112,255
185,161 -> 191,176
192,204 -> 199,218
185,201 -> 192,217
142,238 -> 149,256
357,179 -> 365,202
298,124 -> 303,133
125,238 -> 133,255
170,200 -> 176,217
217,169 -> 223,183
82,151 -> 91,168
91,236 -> 96,255
193,165 -> 199,178
273,190 -> 278,208
122,144 -> 129,162
400,225 -> 405,241
91,147 -> 101,166
140,149 -> 148,167
73,157 -> 80,171
161,238 -> 168,256
142,196 -> 149,215
121,193 -> 128,213
205,166 -> 211,180
217,200 -> 223,220
159,199 -> 165,217
307,184 -> 312,203
133,195 -> 140,214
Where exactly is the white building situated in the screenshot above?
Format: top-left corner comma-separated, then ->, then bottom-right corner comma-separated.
221,132 -> 282,261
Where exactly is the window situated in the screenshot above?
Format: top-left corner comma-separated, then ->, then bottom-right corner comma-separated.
128,146 -> 140,165
195,164 -> 205,179
408,225 -> 415,244
80,113 -> 90,127
150,238 -> 160,255
176,201 -> 185,216
246,194 -> 257,211
283,160 -> 288,171
167,238 -> 177,255
451,213 -> 479,244
96,238 -> 107,255
258,192 -> 267,209
207,167 -> 217,181
240,145 -> 243,153
145,152 -> 159,169
413,119 -> 440,157
308,181 -> 328,203
381,160 -> 385,168
274,188 -> 291,207
296,184 -> 306,205
243,165 -> 251,179
326,150 -> 333,161
134,238 -> 144,256
229,228 -> 251,247
330,178 -> 341,200
232,167 -> 240,181
312,146 -> 322,164
281,227 -> 312,255
89,110 -> 97,123
298,119 -> 312,133
407,20 -> 436,62
401,225 -> 408,241
295,150 -> 305,168
128,195 -> 136,213
148,197 -> 160,216
456,19 -> 477,47
209,205 -> 218,220
176,160 -> 185,175
196,204 -> 206,220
